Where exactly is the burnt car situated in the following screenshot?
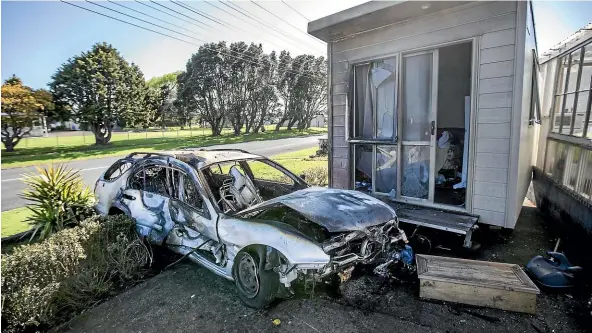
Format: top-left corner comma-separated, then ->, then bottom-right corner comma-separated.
95,149 -> 413,308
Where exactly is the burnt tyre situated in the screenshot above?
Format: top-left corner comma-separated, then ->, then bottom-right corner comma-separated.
233,250 -> 279,309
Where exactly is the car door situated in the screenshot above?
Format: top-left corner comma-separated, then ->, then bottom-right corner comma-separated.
167,168 -> 219,241
121,162 -> 175,245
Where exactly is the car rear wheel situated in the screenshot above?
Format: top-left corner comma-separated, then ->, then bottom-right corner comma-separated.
233,249 -> 279,309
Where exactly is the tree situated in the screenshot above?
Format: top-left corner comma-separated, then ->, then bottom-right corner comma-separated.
177,42 -> 230,136
50,43 -> 150,144
245,52 -> 279,133
295,56 -> 327,129
1,76 -> 43,152
147,72 -> 180,128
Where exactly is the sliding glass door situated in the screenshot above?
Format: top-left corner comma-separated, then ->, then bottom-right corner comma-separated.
399,51 -> 438,202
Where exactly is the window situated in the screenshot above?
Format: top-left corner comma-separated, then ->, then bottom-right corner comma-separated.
246,160 -> 295,185
129,164 -> 203,209
349,56 -> 397,141
104,160 -> 132,181
551,42 -> 592,137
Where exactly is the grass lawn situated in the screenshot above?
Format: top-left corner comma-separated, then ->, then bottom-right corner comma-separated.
2,127 -> 327,169
270,147 -> 327,176
1,207 -> 32,238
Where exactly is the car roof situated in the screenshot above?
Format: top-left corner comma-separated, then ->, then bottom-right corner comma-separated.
127,149 -> 264,169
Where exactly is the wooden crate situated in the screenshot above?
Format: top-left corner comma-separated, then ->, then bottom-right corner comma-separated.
416,254 -> 540,314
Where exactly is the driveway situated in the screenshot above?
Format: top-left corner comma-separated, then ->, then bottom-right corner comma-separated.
1,136 -> 323,211
59,205 -> 587,333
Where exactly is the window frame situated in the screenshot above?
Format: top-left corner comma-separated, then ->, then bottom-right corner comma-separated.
347,55 -> 399,144
550,41 -> 592,138
128,161 -> 208,215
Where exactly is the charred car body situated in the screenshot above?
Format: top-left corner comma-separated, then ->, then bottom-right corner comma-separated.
95,149 -> 413,308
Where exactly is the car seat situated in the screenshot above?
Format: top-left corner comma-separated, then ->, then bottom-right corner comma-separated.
219,166 -> 262,212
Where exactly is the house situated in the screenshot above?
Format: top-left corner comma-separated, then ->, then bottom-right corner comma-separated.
530,23 -> 592,233
308,1 -> 539,247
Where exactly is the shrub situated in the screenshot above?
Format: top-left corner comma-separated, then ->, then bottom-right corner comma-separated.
302,166 -> 328,187
21,165 -> 95,240
1,215 -> 152,332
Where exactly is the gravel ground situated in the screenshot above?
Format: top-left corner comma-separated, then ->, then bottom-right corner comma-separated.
58,202 -> 591,333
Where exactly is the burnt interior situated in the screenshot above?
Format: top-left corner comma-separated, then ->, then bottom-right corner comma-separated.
202,160 -> 303,213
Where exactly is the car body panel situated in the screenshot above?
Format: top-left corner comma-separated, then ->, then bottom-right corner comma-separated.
218,217 -> 330,267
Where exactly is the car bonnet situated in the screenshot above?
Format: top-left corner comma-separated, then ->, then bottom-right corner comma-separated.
239,187 -> 397,232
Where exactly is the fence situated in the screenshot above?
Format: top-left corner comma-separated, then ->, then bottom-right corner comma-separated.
18,125 -> 328,149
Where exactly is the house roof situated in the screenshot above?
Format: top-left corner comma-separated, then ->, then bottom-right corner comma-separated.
539,22 -> 592,64
308,1 -> 469,42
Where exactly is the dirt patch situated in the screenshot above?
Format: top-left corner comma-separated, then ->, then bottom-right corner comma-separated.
59,203 -> 591,333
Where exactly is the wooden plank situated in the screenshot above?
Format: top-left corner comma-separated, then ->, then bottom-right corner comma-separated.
480,60 -> 514,79
480,45 -> 515,64
333,94 -> 346,106
419,280 -> 537,314
332,83 -> 348,94
333,115 -> 345,126
473,208 -> 506,226
333,126 -> 346,136
479,77 -> 514,94
475,153 -> 509,168
333,104 -> 346,116
481,29 -> 516,49
478,123 -> 511,138
474,167 -> 508,184
477,138 -> 510,154
474,181 -> 508,198
479,92 -> 513,108
473,195 -> 506,213
478,107 -> 512,123
417,255 -> 539,292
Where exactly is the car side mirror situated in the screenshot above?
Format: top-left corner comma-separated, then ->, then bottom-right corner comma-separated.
300,174 -> 306,180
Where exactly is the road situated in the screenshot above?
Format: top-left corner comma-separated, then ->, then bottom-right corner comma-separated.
1,135 -> 323,211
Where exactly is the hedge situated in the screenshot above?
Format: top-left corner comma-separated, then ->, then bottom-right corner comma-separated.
1,215 -> 153,332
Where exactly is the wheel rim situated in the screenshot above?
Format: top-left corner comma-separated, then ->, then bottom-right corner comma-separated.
237,253 -> 259,299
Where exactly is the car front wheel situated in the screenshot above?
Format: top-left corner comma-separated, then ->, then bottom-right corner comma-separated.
233,249 -> 279,309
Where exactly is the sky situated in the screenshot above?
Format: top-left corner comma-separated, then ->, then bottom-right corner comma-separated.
1,0 -> 591,90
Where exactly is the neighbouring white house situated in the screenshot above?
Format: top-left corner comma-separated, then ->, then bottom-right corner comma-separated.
308,1 -> 540,247
530,23 -> 592,233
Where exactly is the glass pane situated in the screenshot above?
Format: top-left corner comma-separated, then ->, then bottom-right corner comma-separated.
353,57 -> 397,140
579,44 -> 592,91
567,146 -> 582,188
375,145 -> 397,193
551,96 -> 562,132
556,55 -> 570,95
552,142 -> 568,183
573,91 -> 590,137
560,93 -> 575,134
401,145 -> 430,199
354,64 -> 372,138
403,53 -> 433,141
246,161 -> 294,185
578,150 -> 592,199
354,144 -> 373,193
374,58 -> 397,140
544,140 -> 557,175
566,50 -> 582,93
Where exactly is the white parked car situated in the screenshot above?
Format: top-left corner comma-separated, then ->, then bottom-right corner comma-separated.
95,149 -> 413,308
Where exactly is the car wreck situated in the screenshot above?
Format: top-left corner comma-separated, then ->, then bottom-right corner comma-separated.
95,149 -> 413,308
